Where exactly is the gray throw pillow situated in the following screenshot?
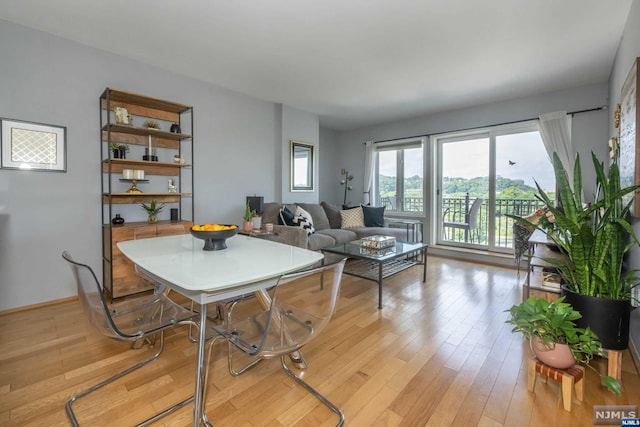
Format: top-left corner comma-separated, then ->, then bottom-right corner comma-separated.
321,201 -> 342,229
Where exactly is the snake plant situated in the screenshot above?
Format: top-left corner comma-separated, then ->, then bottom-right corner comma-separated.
516,151 -> 639,300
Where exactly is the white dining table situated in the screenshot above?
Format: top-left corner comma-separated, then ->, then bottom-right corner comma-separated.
117,233 -> 324,426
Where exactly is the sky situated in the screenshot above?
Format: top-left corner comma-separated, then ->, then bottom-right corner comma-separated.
441,131 -> 555,191
378,130 -> 555,193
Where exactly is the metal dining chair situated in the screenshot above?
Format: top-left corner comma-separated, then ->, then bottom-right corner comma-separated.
61,251 -> 198,426
202,258 -> 347,426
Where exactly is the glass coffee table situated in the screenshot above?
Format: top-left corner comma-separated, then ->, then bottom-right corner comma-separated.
322,239 -> 428,309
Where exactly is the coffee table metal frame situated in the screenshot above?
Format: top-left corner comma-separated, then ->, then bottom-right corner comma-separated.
322,239 -> 428,309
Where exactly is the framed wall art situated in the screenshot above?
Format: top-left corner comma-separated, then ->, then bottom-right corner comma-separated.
1,118 -> 67,172
290,140 -> 314,191
619,57 -> 639,217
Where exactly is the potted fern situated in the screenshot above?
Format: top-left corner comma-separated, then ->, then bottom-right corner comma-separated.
513,150 -> 639,349
506,296 -> 620,394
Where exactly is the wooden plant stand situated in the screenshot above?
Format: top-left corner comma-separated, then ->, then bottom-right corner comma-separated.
527,357 -> 585,412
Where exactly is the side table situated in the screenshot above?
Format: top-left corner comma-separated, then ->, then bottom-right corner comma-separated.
387,219 -> 423,242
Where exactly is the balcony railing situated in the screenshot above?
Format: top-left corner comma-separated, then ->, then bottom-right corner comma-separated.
381,194 -> 544,248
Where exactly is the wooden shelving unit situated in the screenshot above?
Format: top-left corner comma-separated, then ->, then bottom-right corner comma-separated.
523,228 -> 567,300
101,88 -> 194,299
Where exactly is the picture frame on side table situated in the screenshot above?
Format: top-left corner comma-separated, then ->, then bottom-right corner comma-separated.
1,118 -> 67,172
619,57 -> 639,217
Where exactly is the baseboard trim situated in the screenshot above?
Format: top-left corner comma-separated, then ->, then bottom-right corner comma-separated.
428,245 -> 521,269
0,296 -> 78,317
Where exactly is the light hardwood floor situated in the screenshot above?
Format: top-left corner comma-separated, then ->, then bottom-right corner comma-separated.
1,256 -> 639,426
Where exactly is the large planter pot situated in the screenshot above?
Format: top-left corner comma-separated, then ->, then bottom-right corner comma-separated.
561,286 -> 631,350
530,335 -> 576,369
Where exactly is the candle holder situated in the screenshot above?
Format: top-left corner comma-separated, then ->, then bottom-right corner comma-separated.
143,135 -> 158,161
143,147 -> 158,162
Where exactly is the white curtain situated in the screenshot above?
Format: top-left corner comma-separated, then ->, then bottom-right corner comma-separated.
537,111 -> 573,187
363,141 -> 375,205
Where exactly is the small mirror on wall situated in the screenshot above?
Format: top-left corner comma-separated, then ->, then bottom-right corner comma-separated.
291,140 -> 314,191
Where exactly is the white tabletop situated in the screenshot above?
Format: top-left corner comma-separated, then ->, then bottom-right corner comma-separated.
118,233 -> 324,304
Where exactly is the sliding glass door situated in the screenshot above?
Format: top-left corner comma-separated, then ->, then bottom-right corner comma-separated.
436,123 -> 554,252
439,135 -> 489,247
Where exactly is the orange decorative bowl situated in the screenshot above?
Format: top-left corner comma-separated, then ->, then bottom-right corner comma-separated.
190,224 -> 238,251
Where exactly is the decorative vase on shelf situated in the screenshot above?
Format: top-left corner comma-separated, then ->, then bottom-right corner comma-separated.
170,122 -> 181,133
111,214 -> 125,225
243,221 -> 253,233
148,214 -> 158,224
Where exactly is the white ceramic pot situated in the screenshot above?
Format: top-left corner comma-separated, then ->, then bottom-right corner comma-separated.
252,216 -> 262,230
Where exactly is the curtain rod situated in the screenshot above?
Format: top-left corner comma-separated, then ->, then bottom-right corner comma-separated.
367,105 -> 607,144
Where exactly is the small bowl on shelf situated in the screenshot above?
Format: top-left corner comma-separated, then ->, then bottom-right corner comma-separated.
190,224 -> 239,251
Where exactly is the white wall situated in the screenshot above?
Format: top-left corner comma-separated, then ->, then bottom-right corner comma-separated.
0,20 -> 320,311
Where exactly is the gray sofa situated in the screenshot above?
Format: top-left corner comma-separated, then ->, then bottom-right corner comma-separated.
261,201 -> 413,250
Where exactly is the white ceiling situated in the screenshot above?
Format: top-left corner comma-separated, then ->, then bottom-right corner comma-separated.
0,0 -> 632,131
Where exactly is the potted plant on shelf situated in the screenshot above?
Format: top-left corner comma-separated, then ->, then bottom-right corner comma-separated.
118,144 -> 129,159
142,119 -> 161,130
141,200 -> 165,224
512,149 -> 639,350
506,296 -> 621,394
109,143 -> 129,159
110,143 -> 121,159
243,203 -> 255,233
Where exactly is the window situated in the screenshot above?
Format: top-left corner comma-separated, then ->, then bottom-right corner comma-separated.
375,137 -> 425,214
436,122 -> 554,252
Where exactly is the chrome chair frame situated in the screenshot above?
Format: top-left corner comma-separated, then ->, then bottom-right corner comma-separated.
202,258 -> 346,426
62,251 -> 198,427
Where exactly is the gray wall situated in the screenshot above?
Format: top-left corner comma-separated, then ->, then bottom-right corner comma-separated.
609,0 -> 640,270
319,126 -> 340,204
323,83 -> 610,212
280,105 -> 320,204
607,0 -> 640,357
0,20 -> 322,311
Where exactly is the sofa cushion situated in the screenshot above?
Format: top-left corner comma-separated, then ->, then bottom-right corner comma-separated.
307,232 -> 337,251
295,205 -> 315,228
298,203 -> 331,231
296,215 -> 315,235
316,228 -> 358,244
340,206 -> 365,229
279,206 -> 295,226
262,202 -> 282,225
362,205 -> 385,227
321,201 -> 342,229
351,226 -> 408,241
280,206 -> 314,235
